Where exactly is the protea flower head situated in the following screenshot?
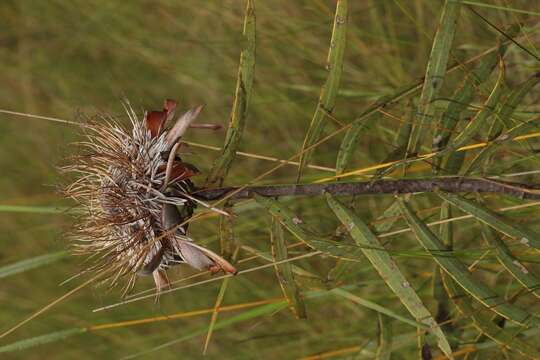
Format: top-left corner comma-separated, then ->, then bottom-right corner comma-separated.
63,99 -> 236,294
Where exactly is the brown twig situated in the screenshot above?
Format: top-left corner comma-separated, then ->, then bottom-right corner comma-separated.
193,177 -> 540,201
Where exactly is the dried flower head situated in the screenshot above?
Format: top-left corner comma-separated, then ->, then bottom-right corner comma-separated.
63,99 -> 236,294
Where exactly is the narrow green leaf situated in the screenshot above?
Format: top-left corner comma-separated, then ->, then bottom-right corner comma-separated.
203,247 -> 239,354
445,60 -> 505,151
0,251 -> 68,279
297,0 -> 348,181
437,27 -> 519,174
375,107 -> 413,178
393,114 -> 413,154
432,25 -> 516,158
398,198 -> 540,327
333,288 -> 424,329
461,1 -> 540,16
335,112 -> 378,175
254,195 -> 363,260
119,301 -> 289,360
0,328 -> 86,353
461,76 -> 540,175
219,203 -> 236,261
270,216 -> 307,319
326,194 -> 453,358
497,73 -> 540,128
424,59 -> 505,175
373,201 -> 403,234
241,245 -> 328,290
376,313 -> 392,360
328,201 -> 402,282
336,24 -> 520,175
335,83 -> 427,175
480,224 -> 540,298
433,203 -> 456,342
462,119 -> 540,175
406,0 -> 461,163
436,191 -> 540,249
487,72 -> 540,139
206,0 -> 255,187
442,274 -> 539,358
0,205 -> 68,214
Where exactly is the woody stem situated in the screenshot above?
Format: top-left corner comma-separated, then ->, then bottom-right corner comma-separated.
193,177 -> 540,201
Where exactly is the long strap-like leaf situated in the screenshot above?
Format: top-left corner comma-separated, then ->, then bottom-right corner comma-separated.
442,273 -> 539,358
436,191 -> 540,249
405,0 -> 461,169
398,198 -> 540,327
206,0 -> 255,187
297,0 -> 348,181
326,194 -> 453,359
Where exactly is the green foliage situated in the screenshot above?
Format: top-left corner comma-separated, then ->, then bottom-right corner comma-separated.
297,0 -> 348,181
270,216 -> 307,319
399,198 -> 540,327
406,0 -> 461,163
206,0 -> 256,187
2,1 -> 540,359
0,328 -> 87,353
0,251 -> 67,279
327,194 -> 453,358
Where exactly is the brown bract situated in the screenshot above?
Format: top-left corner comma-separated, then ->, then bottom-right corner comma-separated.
63,99 -> 236,295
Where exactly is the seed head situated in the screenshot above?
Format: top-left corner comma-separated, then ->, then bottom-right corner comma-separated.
63,99 -> 236,294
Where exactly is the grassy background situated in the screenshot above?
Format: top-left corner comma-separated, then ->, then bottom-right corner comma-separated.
1,1 -> 539,359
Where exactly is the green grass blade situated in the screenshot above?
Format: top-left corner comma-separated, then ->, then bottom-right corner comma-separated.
219,203 -> 236,261
328,200 -> 402,282
110,302 -> 289,360
444,60 -> 505,152
398,198 -> 540,327
376,313 -> 392,360
461,74 -> 540,175
394,115 -> 413,153
462,1 -> 540,16
336,80 -> 424,174
270,216 -> 307,319
375,107 -> 413,178
442,274 -> 539,358
202,278 -> 231,354
118,288 -> 363,358
461,118 -> 540,175
480,224 -> 540,298
203,247 -> 239,354
336,32 -> 517,175
488,72 -> 540,138
0,328 -> 87,353
335,112 -> 378,175
373,201 -> 403,234
206,0 -> 255,187
128,288 -> 346,359
497,73 -> 540,128
0,251 -> 68,279
204,204 -> 239,353
0,205 -> 68,214
333,288 -> 424,329
254,195 -> 363,260
433,203 -> 456,341
432,25 -> 516,159
406,0 -> 461,163
326,194 -> 453,359
426,58 -> 505,176
436,192 -> 540,249
297,0 -> 348,181
241,245 -> 328,290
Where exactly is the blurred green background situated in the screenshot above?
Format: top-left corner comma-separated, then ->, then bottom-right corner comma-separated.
1,1 -> 539,359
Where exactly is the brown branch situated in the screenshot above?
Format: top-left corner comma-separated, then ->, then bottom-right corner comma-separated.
193,177 -> 540,201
